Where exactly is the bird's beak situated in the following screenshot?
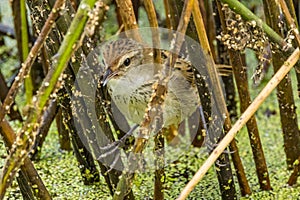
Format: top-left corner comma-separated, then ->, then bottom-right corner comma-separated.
102,68 -> 112,86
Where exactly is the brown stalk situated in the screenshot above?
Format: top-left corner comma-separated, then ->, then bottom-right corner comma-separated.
143,1 -> 164,199
49,0 -> 121,190
202,1 -> 218,60
192,0 -> 213,57
153,133 -> 165,200
263,0 -> 300,169
281,0 -> 300,184
50,0 -> 119,186
217,1 -> 271,191
51,0 -> 101,178
229,47 -> 271,190
163,0 -> 178,30
0,72 -> 22,121
0,0 -> 64,195
31,99 -> 58,160
143,0 -> 162,66
0,119 -> 51,199
0,0 -> 99,197
278,0 -> 300,99
0,0 -> 65,123
193,0 -> 250,196
177,47 -> 300,200
167,0 -> 194,71
279,0 -> 300,46
56,108 -> 72,151
115,0 -> 141,41
287,155 -> 300,185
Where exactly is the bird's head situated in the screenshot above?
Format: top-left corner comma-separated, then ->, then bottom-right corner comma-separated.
101,39 -> 144,86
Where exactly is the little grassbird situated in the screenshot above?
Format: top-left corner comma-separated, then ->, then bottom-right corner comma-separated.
101,38 -> 200,135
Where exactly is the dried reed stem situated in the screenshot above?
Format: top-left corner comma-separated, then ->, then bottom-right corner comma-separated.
177,48 -> 300,200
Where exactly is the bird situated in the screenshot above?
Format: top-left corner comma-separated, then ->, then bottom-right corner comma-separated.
101,38 -> 201,139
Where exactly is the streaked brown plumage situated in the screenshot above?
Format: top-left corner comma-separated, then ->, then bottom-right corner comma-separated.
102,39 -> 200,130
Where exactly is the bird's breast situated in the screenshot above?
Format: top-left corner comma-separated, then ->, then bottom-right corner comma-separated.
107,63 -> 200,126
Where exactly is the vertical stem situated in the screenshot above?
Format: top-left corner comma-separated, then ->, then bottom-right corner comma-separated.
0,0 -> 65,123
203,0 -> 218,60
143,0 -> 161,72
279,0 -> 300,45
143,1 -> 164,198
193,0 -> 249,196
263,0 -> 300,169
0,72 -> 22,121
20,0 -> 33,104
217,1 -> 271,191
279,0 -> 300,98
287,155 -> 300,185
154,133 -> 165,200
56,108 -> 72,151
230,51 -> 271,190
0,0 -> 97,197
177,47 -> 300,200
192,0 -> 212,56
115,0 -> 141,41
0,118 -> 51,199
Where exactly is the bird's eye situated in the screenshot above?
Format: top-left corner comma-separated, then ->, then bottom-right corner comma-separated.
123,58 -> 131,66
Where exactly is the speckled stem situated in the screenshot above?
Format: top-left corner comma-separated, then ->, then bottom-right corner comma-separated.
0,0 -> 65,123
220,0 -> 288,50
177,48 -> 300,200
0,0 -> 97,198
0,117 -> 51,199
